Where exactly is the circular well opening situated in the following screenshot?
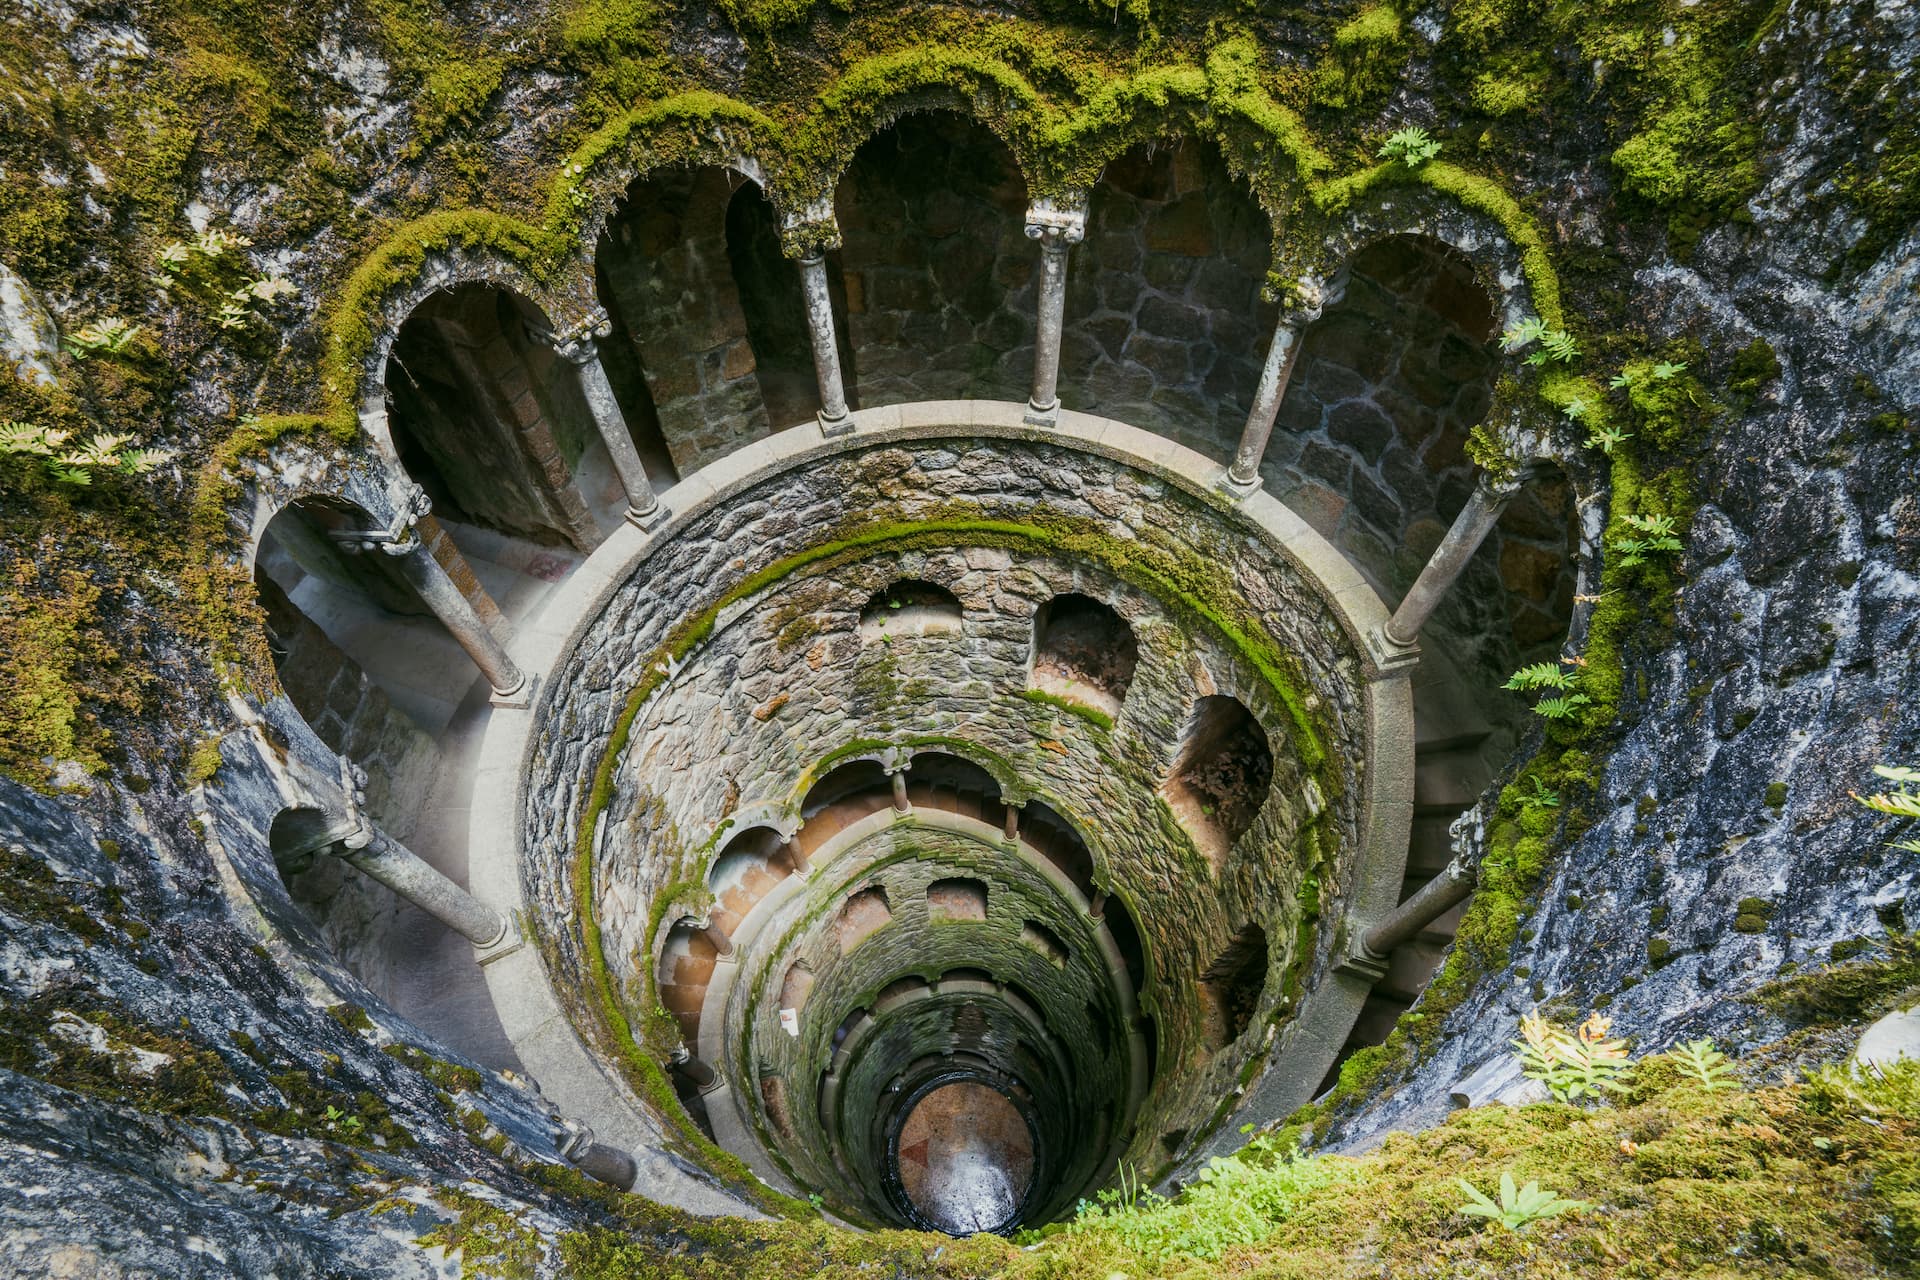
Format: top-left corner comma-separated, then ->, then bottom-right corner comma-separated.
892,1080 -> 1035,1235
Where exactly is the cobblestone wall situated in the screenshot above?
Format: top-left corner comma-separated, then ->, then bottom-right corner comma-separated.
1058,140 -> 1277,459
834,113 -> 1037,406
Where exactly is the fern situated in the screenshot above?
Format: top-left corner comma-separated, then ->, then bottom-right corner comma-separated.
1378,126 -> 1441,167
1672,1039 -> 1738,1091
1854,764 -> 1920,852
1533,693 -> 1592,720
1505,662 -> 1577,691
1611,513 -> 1683,568
1515,1010 -> 1634,1102
1500,316 -> 1549,353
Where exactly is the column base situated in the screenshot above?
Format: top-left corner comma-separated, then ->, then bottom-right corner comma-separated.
1365,624 -> 1422,675
475,916 -> 525,966
818,409 -> 855,438
490,673 -> 537,710
623,502 -> 669,532
1023,398 -> 1060,427
1218,467 -> 1263,498
1334,940 -> 1390,983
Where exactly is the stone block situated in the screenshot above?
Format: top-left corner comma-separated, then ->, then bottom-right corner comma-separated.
1144,194 -> 1214,257
1327,399 -> 1396,464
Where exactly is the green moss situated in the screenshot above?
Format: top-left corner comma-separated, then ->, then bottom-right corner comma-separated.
1751,933 -> 1919,1027
1017,686 -> 1115,732
1648,937 -> 1674,966
184,735 -> 224,785
1764,782 -> 1788,808
1309,5 -> 1409,110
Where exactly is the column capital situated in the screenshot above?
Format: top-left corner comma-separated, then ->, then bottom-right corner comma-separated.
1474,463 -> 1532,504
1024,194 -> 1088,248
328,482 -> 431,556
549,306 -> 613,365
780,198 -> 841,258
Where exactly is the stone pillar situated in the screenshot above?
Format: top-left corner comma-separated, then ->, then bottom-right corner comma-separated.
557,1120 -> 638,1191
342,828 -> 509,948
1023,196 -> 1088,426
782,837 -> 811,876
1002,803 -> 1020,843
1381,471 -> 1527,649
670,1046 -> 719,1091
327,756 -> 510,948
890,768 -> 911,814
1225,314 -> 1309,490
698,915 -> 735,960
1361,857 -> 1476,958
797,254 -> 851,434
549,309 -> 665,530
332,485 -> 527,702
1089,888 -> 1109,921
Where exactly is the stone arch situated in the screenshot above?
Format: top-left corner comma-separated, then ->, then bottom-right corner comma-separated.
1161,694 -> 1274,871
1266,233 -> 1503,589
1029,592 -> 1139,715
1308,189 -> 1546,335
1058,134 -> 1276,459
832,109 -> 1034,406
1197,922 -> 1269,1051
657,919 -> 720,1045
384,283 -> 608,551
560,111 -> 768,268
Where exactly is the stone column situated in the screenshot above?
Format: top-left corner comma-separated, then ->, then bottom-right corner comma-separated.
1361,857 -> 1475,958
1089,888 -> 1109,921
557,1121 -> 639,1191
342,828 -> 509,948
327,756 -> 510,948
797,254 -> 851,434
890,768 -> 911,813
1225,313 -> 1309,490
1023,196 -> 1088,426
698,915 -> 735,960
550,309 -> 665,530
1381,470 -> 1527,649
782,837 -> 811,876
1002,803 -> 1020,843
669,1046 -> 719,1091
332,486 -> 528,703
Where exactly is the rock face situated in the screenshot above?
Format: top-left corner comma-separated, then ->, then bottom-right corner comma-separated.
1,0 -> 1918,1273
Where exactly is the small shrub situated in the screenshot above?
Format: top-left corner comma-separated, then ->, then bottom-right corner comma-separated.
1377,126 -> 1440,168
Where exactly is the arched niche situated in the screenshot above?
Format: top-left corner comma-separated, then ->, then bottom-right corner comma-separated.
1197,922 -> 1268,1051
927,878 -> 988,922
859,578 -> 963,643
386,284 -> 605,550
1060,136 -> 1276,459
836,885 -> 892,955
1029,592 -> 1138,715
706,825 -> 793,933
833,110 -> 1032,406
1018,799 -> 1096,899
1161,694 -> 1273,870
596,163 -> 780,472
801,758 -> 892,815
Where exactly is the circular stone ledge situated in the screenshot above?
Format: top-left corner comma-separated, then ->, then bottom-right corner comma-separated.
466,399 -> 1415,1213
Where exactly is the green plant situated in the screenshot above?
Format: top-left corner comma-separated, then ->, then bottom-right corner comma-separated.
1504,660 -> 1591,720
1500,317 -> 1578,364
1377,126 -> 1440,167
1,422 -> 174,486
1515,1010 -> 1634,1103
1610,513 -> 1684,568
322,1103 -> 365,1135
1670,1038 -> 1738,1091
1853,765 -> 1920,853
61,318 -> 141,358
1061,1136 -> 1349,1260
1522,776 -> 1561,808
1457,1171 -> 1591,1232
